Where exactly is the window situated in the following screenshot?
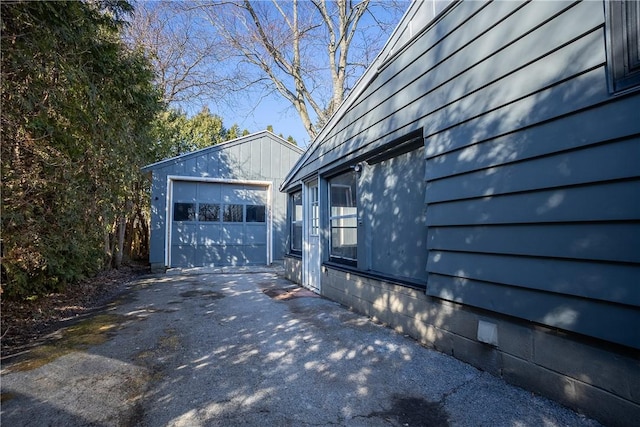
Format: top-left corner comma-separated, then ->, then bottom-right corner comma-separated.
246,205 -> 266,222
329,171 -> 357,263
608,0 -> 640,92
290,191 -> 302,253
223,204 -> 243,222
174,203 -> 196,221
310,183 -> 319,236
198,204 -> 220,222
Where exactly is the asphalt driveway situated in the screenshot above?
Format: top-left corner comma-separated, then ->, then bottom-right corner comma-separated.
1,269 -> 601,426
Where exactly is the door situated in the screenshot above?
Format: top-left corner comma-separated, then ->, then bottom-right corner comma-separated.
303,178 -> 321,292
169,181 -> 269,267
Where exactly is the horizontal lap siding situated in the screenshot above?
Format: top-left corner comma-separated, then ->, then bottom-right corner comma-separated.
290,1 -> 640,348
296,0 -> 603,179
419,2 -> 640,349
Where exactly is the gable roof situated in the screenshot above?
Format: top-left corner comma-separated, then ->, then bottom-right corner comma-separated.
142,130 -> 303,172
280,0 -> 455,191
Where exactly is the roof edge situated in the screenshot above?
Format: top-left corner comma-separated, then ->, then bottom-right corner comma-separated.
142,130 -> 303,172
280,0 -> 421,190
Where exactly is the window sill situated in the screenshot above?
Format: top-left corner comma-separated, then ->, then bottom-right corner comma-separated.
285,253 -> 302,260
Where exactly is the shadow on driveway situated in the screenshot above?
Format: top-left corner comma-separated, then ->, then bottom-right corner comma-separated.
1,271 -> 600,426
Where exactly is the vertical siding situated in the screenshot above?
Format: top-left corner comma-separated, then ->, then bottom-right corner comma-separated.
145,133 -> 302,266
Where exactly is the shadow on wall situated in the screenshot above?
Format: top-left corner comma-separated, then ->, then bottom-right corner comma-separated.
151,144 -> 291,268
319,0 -> 638,421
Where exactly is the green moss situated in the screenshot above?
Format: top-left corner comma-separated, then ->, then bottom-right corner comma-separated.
6,313 -> 125,372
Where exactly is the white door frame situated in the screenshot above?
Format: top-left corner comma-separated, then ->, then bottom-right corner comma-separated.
165,175 -> 273,268
302,177 -> 321,292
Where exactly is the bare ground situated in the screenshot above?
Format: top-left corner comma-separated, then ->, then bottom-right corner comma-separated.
1,264 -> 149,359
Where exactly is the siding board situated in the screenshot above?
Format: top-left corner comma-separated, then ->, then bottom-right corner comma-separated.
426,273 -> 640,349
426,137 -> 640,203
426,180 -> 640,226
425,97 -> 640,179
304,1 -> 602,178
428,223 -> 640,264
427,250 -> 640,306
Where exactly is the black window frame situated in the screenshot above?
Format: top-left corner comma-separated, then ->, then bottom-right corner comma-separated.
607,0 -> 640,93
173,202 -> 196,222
246,204 -> 266,223
222,204 -> 244,223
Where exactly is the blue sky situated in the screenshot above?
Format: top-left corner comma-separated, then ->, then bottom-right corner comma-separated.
174,1 -> 410,149
217,92 -> 312,148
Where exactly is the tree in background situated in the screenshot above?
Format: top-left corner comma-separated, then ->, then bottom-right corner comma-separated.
152,107 -> 252,158
128,0 -> 407,140
1,1 -> 162,296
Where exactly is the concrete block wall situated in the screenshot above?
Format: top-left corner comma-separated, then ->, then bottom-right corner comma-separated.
283,256 -> 302,285
320,265 -> 640,427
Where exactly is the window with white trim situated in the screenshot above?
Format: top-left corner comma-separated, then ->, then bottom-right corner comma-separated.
290,191 -> 302,253
329,171 -> 357,263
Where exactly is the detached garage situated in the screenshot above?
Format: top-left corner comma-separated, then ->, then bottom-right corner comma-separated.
142,131 -> 303,271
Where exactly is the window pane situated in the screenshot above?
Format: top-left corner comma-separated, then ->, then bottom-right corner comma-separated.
246,205 -> 266,222
329,171 -> 357,261
292,223 -> 302,251
198,204 -> 220,222
292,191 -> 302,221
331,227 -> 357,259
174,203 -> 196,221
330,173 -> 356,208
223,204 -> 243,222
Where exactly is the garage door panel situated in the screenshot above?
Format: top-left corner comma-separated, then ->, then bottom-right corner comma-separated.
173,182 -> 197,201
197,182 -> 221,201
172,223 -> 197,245
196,246 -> 222,266
171,245 -> 196,268
243,187 -> 268,204
198,224 -> 222,245
245,224 -> 267,245
220,224 -> 244,244
222,185 -> 246,204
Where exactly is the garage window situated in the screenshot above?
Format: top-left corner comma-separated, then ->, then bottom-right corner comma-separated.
198,204 -> 220,222
246,205 -> 266,222
223,204 -> 244,222
174,203 -> 196,221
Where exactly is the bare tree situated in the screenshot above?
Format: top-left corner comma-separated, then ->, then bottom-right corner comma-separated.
126,1 -> 230,105
127,0 -> 407,139
198,0 -> 406,139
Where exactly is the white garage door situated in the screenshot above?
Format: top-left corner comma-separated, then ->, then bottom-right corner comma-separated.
170,181 -> 268,267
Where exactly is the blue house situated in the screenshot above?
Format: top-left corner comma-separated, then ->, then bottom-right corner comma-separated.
280,1 -> 640,425
143,131 -> 303,271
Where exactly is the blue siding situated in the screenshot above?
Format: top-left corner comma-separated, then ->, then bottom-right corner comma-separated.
144,132 -> 302,267
282,1 -> 640,349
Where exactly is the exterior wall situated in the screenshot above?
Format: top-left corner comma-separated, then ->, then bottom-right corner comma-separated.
283,255 -> 302,285
280,1 -> 640,425
322,265 -> 640,427
283,0 -> 640,347
145,132 -> 302,269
